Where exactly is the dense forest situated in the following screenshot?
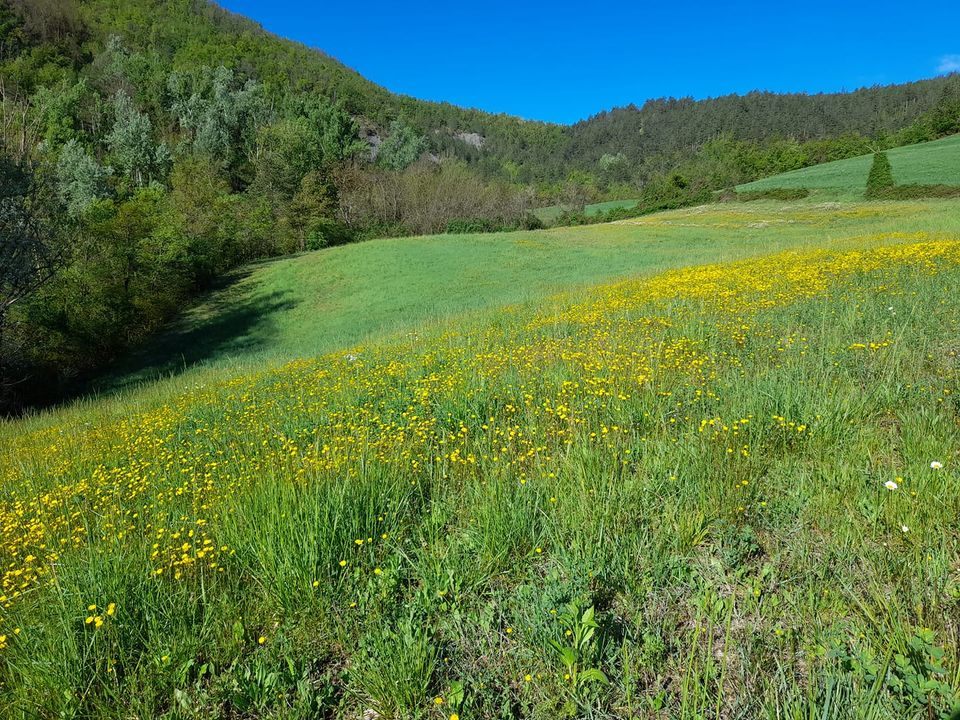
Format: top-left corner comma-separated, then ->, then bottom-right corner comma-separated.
1,0 -> 959,412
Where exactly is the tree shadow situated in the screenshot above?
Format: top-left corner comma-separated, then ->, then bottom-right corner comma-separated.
91,271 -> 299,394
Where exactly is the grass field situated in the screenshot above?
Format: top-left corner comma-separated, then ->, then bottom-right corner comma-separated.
3,199 -> 960,718
738,133 -> 960,195
533,199 -> 639,224
106,198 -> 960,391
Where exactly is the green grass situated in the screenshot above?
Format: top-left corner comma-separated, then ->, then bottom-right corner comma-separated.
106,198 -> 960,393
3,199 -> 960,719
738,133 -> 960,195
532,198 -> 639,224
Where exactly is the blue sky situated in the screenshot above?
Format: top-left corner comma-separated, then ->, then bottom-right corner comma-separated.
219,1 -> 960,124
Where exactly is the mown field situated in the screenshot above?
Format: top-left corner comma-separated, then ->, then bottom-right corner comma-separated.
3,199 -> 960,719
738,133 -> 960,195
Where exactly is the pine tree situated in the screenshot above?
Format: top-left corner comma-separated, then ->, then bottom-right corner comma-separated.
865,151 -> 895,197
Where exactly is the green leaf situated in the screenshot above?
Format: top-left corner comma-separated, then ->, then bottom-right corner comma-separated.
233,620 -> 244,644
448,680 -> 465,708
582,605 -> 599,628
578,668 -> 609,685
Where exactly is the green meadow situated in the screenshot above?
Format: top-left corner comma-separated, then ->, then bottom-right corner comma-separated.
3,196 -> 960,719
5,2 -> 960,717
738,133 -> 960,195
106,198 -> 960,391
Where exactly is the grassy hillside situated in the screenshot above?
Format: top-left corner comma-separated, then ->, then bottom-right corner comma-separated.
738,133 -> 960,195
3,199 -> 960,717
104,198 -> 960,391
5,5 -> 960,713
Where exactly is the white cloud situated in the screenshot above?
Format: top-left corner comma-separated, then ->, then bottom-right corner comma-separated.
939,54 -> 960,74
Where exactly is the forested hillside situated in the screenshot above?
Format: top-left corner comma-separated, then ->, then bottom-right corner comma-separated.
1,0 -> 959,412
8,0 -> 959,183
567,82 -> 954,165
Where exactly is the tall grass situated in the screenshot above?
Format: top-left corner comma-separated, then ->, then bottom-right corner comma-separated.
1,232 -> 960,718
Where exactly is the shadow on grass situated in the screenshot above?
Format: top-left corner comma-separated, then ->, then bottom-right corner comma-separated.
93,272 -> 299,394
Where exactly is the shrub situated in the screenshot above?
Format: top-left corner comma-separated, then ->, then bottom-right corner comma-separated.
445,218 -> 499,234
519,212 -> 544,230
865,184 -> 960,200
304,218 -> 353,250
736,188 -> 810,202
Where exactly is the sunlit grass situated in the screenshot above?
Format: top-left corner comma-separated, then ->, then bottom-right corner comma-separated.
738,133 -> 960,194
104,198 -> 960,394
2,225 -> 960,717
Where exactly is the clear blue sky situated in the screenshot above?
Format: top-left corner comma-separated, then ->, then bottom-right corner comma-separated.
218,0 -> 960,125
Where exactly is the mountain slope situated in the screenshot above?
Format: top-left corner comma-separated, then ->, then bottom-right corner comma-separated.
27,0 -> 960,181
566,80 -> 960,167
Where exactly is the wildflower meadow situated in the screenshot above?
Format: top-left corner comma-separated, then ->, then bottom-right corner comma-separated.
2,231 -> 959,718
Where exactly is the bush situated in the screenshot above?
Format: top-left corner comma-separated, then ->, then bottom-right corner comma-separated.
552,203 -> 648,229
519,212 -> 544,230
736,188 -> 810,202
304,218 -> 353,250
555,209 -> 590,226
865,152 -> 895,197
445,218 -> 499,234
864,184 -> 960,200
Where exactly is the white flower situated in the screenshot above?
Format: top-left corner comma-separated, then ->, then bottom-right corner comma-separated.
930,461 -> 943,470
900,525 -> 909,533
884,480 -> 899,491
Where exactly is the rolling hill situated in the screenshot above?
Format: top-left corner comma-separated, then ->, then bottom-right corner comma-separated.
4,0 -> 960,411
8,1 -> 959,182
4,2 -> 960,717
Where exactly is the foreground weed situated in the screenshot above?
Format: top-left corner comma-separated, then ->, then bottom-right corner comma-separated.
549,602 -> 608,711
351,615 -> 438,719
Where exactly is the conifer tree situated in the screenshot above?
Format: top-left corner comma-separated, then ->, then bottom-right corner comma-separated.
865,151 -> 895,197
